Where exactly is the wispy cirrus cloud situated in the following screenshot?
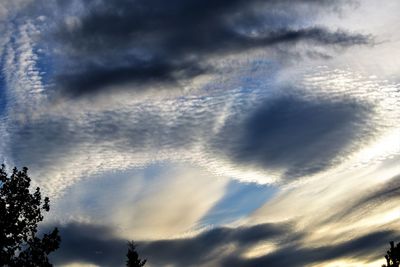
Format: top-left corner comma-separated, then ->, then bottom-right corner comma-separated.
48,0 -> 371,98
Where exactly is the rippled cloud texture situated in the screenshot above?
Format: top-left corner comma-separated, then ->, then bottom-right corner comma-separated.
0,0 -> 399,266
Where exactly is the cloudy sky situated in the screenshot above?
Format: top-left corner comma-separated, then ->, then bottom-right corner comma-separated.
1,0 -> 400,266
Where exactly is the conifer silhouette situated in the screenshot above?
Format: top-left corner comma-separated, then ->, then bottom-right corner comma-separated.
126,241 -> 146,267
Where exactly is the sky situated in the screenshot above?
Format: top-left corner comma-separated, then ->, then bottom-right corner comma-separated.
0,0 -> 399,266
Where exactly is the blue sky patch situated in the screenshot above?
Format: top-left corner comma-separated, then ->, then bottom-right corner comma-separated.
199,180 -> 277,226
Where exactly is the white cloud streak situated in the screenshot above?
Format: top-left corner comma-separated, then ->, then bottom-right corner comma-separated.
49,165 -> 229,240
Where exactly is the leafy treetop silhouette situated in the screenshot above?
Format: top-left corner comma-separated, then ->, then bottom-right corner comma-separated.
382,241 -> 400,267
126,241 -> 146,267
0,165 -> 60,267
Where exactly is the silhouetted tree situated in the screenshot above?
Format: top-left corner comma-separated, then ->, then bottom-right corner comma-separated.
382,241 -> 400,267
126,241 -> 146,267
0,165 -> 60,267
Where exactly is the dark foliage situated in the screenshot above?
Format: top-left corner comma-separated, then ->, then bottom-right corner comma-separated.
383,241 -> 400,267
126,241 -> 146,267
0,165 -> 60,267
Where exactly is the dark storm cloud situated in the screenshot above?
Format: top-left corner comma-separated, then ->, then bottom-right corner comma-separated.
57,61 -> 207,97
52,0 -> 370,97
50,221 -> 396,267
213,95 -> 374,180
139,222 -> 295,267
49,222 -> 127,267
221,230 -> 399,267
50,221 -> 293,267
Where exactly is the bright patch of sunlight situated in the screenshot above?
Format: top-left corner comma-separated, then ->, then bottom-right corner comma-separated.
310,258 -> 385,267
241,242 -> 277,258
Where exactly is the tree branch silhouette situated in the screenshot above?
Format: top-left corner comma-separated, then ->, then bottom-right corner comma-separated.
0,165 -> 60,267
382,241 -> 400,267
